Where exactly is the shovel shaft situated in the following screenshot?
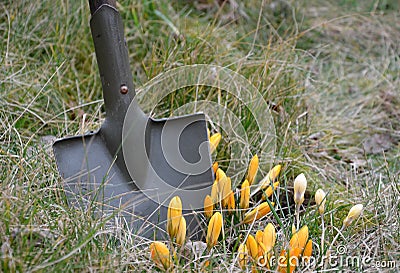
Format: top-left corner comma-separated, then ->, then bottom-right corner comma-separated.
89,3 -> 144,178
90,4 -> 136,118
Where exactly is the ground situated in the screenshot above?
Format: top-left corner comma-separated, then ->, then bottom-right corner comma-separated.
0,0 -> 399,272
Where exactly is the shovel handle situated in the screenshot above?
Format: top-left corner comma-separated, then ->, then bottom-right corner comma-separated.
89,0 -> 116,15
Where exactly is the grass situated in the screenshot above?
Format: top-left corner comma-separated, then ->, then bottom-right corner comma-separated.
1,0 -> 399,272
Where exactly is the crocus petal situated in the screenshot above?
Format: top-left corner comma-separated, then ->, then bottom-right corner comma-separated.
289,225 -> 308,250
212,162 -> 219,174
211,180 -> 219,203
216,169 -> 228,204
175,217 -> 186,246
221,176 -> 232,207
263,223 -> 276,252
240,180 -> 250,209
246,154 -> 259,185
278,247 -> 302,273
255,230 -> 264,244
302,239 -> 313,263
246,234 -> 258,260
204,195 -> 214,218
227,190 -> 236,212
209,133 -> 221,153
257,241 -> 267,265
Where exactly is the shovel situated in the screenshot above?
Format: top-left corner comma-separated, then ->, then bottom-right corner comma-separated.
53,0 -> 214,239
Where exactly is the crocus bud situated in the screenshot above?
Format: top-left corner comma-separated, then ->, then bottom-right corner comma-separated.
262,181 -> 280,200
315,189 -> 326,215
167,196 -> 182,239
263,223 -> 276,252
209,133 -> 221,153
150,242 -> 171,270
242,202 -> 275,224
260,165 -> 282,189
176,216 -> 186,246
342,204 -> 363,228
206,212 -> 223,249
240,180 -> 250,209
246,154 -> 259,185
293,173 -> 307,205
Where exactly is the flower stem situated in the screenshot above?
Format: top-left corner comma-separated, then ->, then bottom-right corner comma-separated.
295,204 -> 300,231
321,216 -> 325,253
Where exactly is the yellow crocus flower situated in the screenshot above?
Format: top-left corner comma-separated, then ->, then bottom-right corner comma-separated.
260,165 -> 282,190
206,212 -> 223,249
150,241 -> 171,270
167,196 -> 182,239
242,202 -> 275,224
246,154 -> 259,185
261,181 -> 280,200
315,189 -> 326,215
293,173 -> 307,205
343,204 -> 363,228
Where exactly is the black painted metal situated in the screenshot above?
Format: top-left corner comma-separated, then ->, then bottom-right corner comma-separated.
53,3 -> 213,239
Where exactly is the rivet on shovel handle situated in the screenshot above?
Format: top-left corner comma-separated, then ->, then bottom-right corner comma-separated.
120,84 -> 128,94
